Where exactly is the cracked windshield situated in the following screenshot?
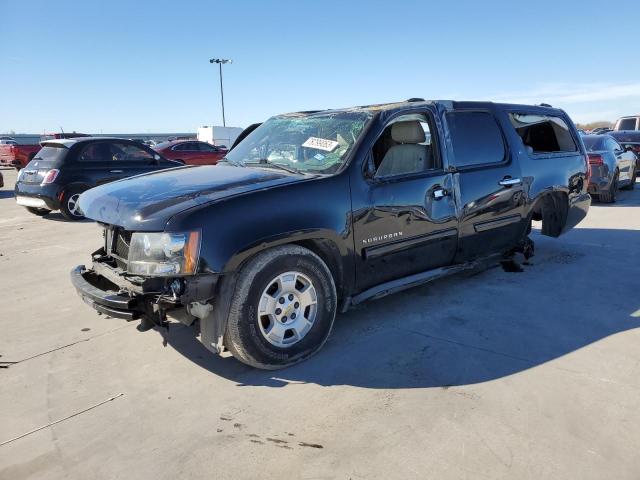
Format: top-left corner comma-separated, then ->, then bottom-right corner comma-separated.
226,111 -> 372,173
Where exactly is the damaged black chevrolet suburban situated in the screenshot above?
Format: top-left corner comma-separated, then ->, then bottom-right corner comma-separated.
71,99 -> 590,369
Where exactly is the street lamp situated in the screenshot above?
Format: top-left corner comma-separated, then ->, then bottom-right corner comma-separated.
209,58 -> 232,127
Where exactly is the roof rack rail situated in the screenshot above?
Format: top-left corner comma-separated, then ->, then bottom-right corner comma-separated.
538,103 -> 553,107
406,97 -> 425,102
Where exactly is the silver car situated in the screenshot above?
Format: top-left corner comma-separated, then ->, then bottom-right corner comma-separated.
583,134 -> 637,202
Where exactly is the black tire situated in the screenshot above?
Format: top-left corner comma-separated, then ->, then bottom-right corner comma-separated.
60,187 -> 86,221
622,168 -> 636,190
224,245 -> 337,370
599,171 -> 618,203
26,207 -> 51,216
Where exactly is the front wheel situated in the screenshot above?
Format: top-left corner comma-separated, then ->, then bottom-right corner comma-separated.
224,245 -> 337,369
60,187 -> 86,221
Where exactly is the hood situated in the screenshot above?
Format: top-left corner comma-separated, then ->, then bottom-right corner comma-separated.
79,165 -> 306,231
610,131 -> 640,142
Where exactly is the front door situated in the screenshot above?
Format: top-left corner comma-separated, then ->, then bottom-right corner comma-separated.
352,111 -> 459,291
109,141 -> 161,179
445,108 -> 527,261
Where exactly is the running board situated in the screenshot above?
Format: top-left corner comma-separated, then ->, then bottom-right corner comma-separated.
348,254 -> 502,307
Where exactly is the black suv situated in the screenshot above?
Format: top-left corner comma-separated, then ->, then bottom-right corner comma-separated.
71,100 -> 591,369
15,137 -> 180,220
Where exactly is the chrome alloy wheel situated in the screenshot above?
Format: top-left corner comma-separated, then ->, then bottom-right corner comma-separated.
67,193 -> 82,217
257,271 -> 318,348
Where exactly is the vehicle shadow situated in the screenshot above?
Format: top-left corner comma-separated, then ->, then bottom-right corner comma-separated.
41,212 -> 93,223
160,227 -> 640,389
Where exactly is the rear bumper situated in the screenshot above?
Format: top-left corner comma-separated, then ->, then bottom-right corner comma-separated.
14,183 -> 61,210
562,192 -> 591,233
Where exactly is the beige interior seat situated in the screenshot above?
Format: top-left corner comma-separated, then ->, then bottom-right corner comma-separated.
376,121 -> 431,177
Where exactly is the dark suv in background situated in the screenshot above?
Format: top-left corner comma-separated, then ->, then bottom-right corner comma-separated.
14,137 -> 180,220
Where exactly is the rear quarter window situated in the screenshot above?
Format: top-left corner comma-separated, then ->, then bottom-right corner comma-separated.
617,118 -> 638,130
509,113 -> 577,154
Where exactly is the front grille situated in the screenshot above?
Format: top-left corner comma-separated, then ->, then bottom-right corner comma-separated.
104,227 -> 132,270
114,230 -> 132,259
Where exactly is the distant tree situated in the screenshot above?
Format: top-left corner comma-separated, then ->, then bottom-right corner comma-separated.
576,121 -> 613,130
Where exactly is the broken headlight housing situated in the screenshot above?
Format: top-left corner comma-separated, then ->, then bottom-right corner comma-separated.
127,231 -> 201,276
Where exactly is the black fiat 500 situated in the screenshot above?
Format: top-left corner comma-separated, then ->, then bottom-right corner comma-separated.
14,137 -> 181,220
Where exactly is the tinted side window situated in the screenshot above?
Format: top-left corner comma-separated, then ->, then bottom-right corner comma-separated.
198,143 -> 217,152
447,111 -> 505,167
111,143 -> 154,162
618,118 -> 637,130
77,142 -> 116,162
510,113 -> 577,154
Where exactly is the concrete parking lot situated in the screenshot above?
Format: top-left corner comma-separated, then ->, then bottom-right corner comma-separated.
0,167 -> 639,480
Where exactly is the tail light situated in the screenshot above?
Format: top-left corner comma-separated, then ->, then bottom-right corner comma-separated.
41,169 -> 59,185
588,154 -> 603,166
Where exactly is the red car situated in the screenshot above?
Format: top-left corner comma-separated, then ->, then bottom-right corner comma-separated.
153,140 -> 227,165
0,141 -> 41,169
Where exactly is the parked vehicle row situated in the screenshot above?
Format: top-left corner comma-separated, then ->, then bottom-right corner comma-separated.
14,138 -> 181,220
69,99 -> 591,369
583,134 -> 637,202
0,141 -> 41,169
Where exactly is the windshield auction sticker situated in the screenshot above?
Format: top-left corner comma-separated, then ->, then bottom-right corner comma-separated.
302,137 -> 339,152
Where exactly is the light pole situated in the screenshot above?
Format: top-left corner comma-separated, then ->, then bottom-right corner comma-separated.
209,58 -> 232,127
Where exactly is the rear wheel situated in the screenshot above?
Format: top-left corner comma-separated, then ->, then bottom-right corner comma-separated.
599,171 -> 618,203
60,187 -> 86,221
224,245 -> 337,370
26,207 -> 51,216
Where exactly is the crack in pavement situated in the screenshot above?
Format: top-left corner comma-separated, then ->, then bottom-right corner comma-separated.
0,324 -> 135,368
0,393 -> 125,447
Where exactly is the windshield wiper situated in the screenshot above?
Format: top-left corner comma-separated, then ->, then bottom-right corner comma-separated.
246,159 -> 299,174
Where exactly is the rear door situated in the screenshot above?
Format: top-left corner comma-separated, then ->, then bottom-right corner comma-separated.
446,108 -> 526,262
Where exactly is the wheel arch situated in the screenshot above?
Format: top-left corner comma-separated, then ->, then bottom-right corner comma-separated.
529,189 -> 569,238
222,231 -> 348,302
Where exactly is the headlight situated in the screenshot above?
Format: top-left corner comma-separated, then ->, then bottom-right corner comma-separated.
128,231 -> 200,276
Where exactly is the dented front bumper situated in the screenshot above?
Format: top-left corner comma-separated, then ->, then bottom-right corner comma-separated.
70,258 -> 220,325
71,265 -> 148,320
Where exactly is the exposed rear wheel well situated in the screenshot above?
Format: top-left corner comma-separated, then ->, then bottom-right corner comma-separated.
531,192 -> 568,237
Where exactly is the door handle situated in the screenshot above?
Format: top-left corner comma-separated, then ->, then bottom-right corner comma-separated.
110,170 -> 124,173
499,177 -> 522,187
432,187 -> 450,200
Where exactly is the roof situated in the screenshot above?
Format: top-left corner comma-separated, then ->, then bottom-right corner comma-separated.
278,99 -> 565,119
40,137 -> 138,147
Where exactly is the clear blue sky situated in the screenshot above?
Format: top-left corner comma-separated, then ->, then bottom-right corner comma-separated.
2,0 -> 640,133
